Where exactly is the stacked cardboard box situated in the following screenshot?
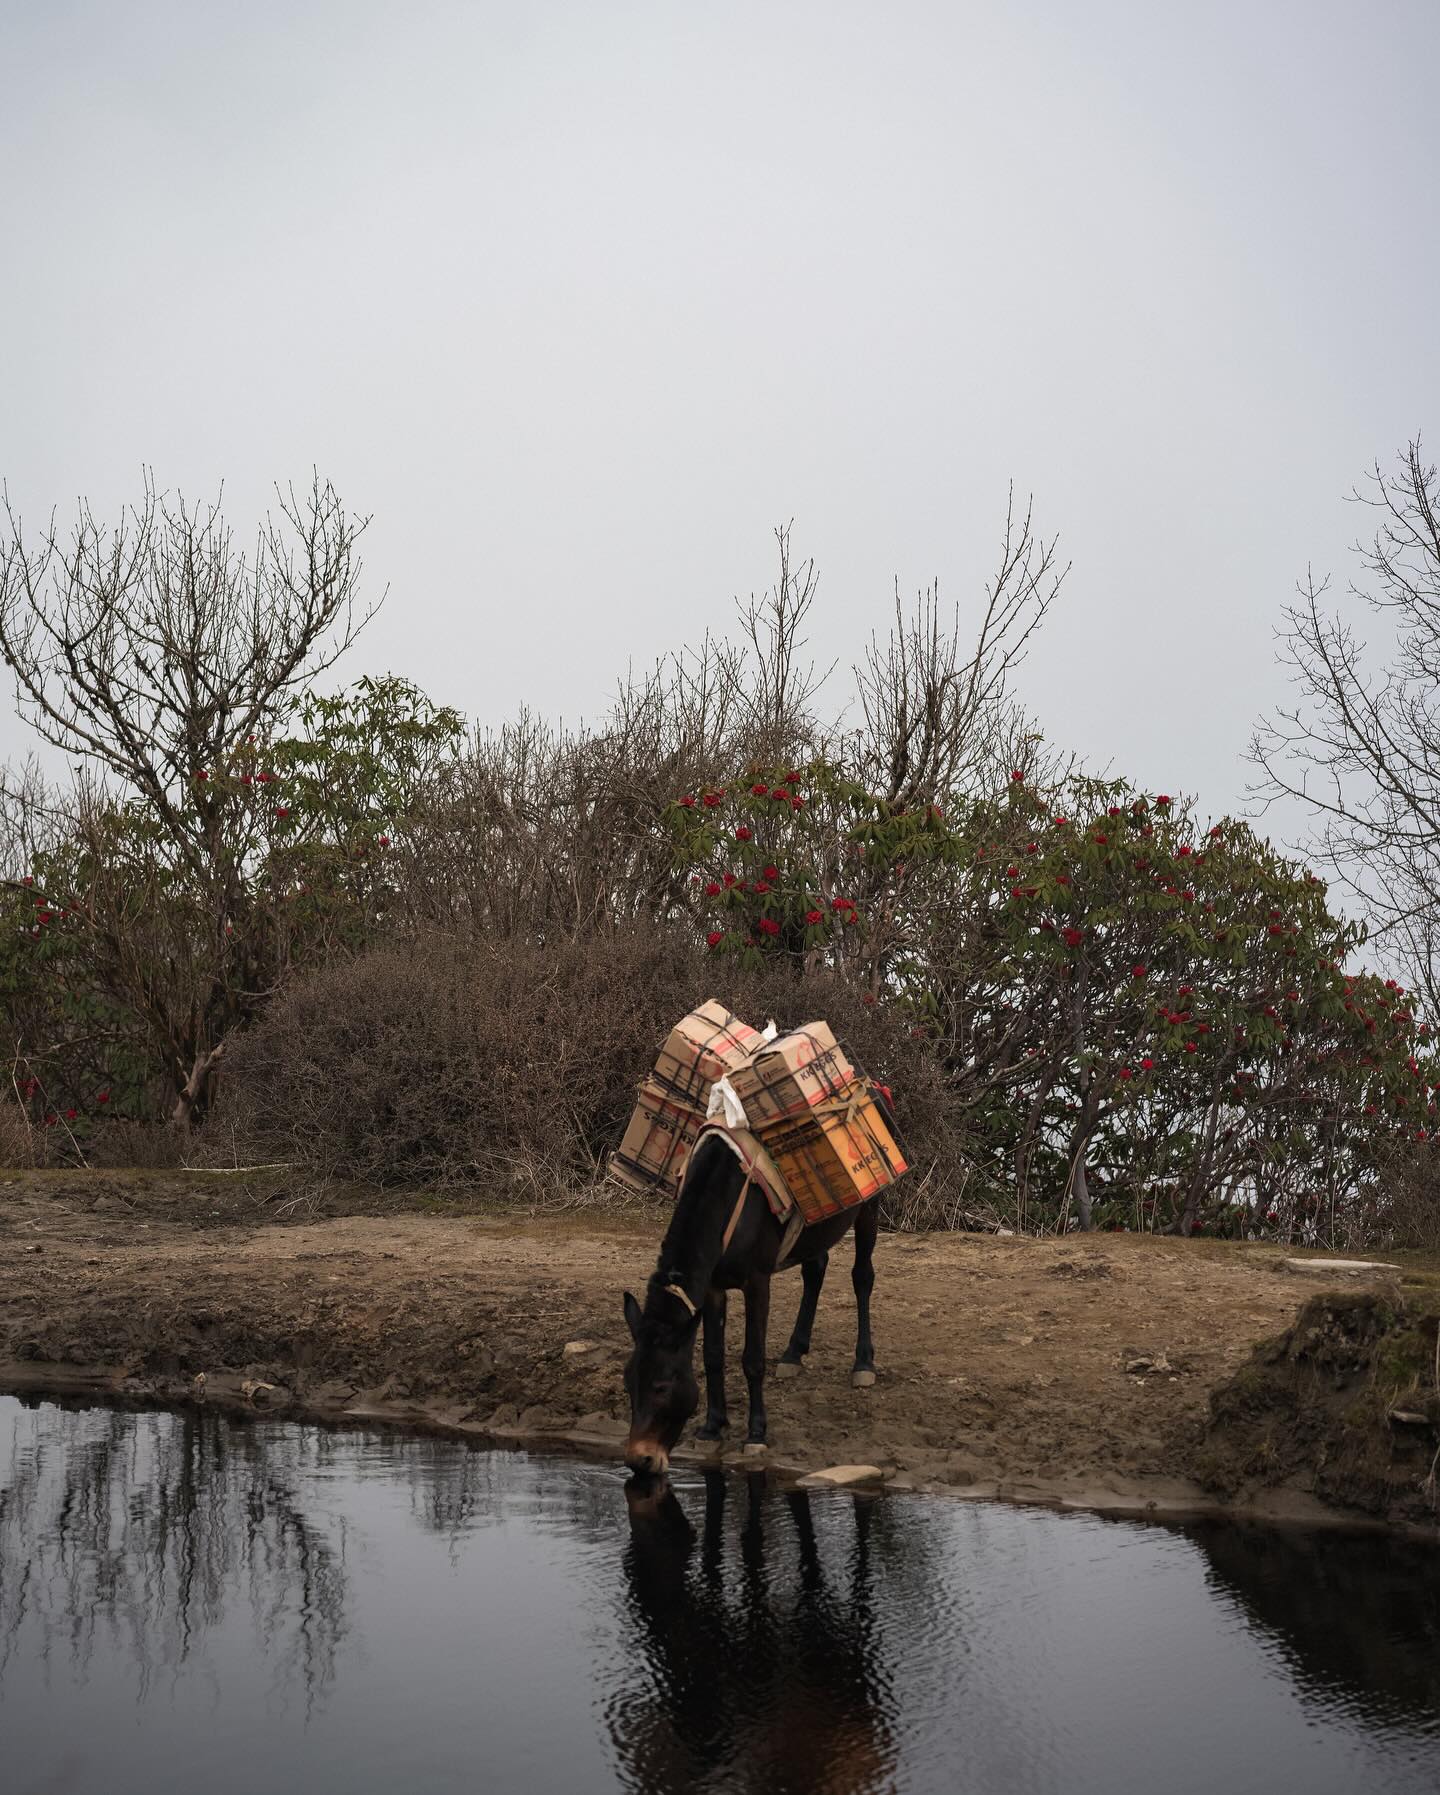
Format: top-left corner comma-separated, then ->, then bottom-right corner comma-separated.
609,1000 -> 766,1197
731,1022 -> 907,1224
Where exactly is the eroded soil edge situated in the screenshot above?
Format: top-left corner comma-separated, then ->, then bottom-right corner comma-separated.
3,1172 -> 1436,1532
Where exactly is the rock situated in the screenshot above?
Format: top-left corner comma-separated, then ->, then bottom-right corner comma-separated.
562,1340 -> 600,1359
797,1463 -> 885,1488
1125,1352 -> 1172,1376
1280,1257 -> 1400,1278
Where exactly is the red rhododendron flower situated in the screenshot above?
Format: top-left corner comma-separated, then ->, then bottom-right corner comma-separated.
804,909 -> 823,925
1093,832 -> 1108,845
377,834 -> 390,847
1006,864 -> 1020,878
1209,825 -> 1223,838
1177,844 -> 1192,857
1132,964 -> 1146,978
1011,770 -> 1024,782
65,1107 -> 77,1119
930,804 -> 944,819
1141,1057 -> 1154,1070
702,791 -> 723,807
762,865 -> 779,881
194,769 -> 208,780
1025,842 -> 1038,855
750,783 -> 769,797
97,1090 -> 109,1103
1052,816 -> 1068,827
1156,794 -> 1172,806
1107,807 -> 1121,817
705,880 -> 723,897
1178,984 -> 1192,997
274,807 -> 291,820
1119,1067 -> 1133,1080
735,825 -> 752,841
757,917 -> 782,937
1181,889 -> 1194,903
1061,927 -> 1084,947
43,1113 -> 57,1127
256,771 -> 272,783
771,788 -> 790,802
723,872 -> 737,887
752,880 -> 771,894
791,796 -> 806,811
678,795 -> 696,808
706,930 -> 724,948
783,769 -> 802,784
831,896 -> 854,911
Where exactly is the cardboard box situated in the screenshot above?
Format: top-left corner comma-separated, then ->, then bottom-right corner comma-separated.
609,1001 -> 765,1197
650,999 -> 766,1106
763,1082 -> 909,1223
730,1022 -> 856,1130
609,1075 -> 705,1197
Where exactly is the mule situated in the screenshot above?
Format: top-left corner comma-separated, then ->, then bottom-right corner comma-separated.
622,1133 -> 879,1474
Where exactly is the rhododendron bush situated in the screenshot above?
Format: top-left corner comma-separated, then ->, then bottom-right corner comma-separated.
666,766 -> 1438,1240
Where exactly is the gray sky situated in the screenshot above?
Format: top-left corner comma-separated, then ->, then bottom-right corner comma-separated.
2,0 -> 1436,832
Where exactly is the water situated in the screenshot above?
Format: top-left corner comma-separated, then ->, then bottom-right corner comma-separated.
1,1397 -> 1437,1795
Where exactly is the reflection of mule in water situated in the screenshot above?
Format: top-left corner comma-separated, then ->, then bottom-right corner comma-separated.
623,1133 -> 881,1471
608,1473 -> 897,1794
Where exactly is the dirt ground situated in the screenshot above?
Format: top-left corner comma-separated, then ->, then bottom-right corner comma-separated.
2,1169 -> 1434,1528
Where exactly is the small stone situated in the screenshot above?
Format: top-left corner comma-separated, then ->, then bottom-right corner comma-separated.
562,1340 -> 599,1358
798,1463 -> 885,1488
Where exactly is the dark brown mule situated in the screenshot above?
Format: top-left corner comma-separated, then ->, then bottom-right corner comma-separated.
623,1133 -> 879,1473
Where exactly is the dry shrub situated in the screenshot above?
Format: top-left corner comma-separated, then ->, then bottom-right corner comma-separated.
1370,1145 -> 1440,1251
207,929 -> 983,1211
0,1100 -> 44,1168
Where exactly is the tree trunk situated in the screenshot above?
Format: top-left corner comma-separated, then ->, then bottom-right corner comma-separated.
1072,1151 -> 1093,1233
170,1040 -> 226,1131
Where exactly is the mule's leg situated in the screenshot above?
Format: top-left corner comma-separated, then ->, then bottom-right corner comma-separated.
741,1272 -> 771,1446
775,1252 -> 828,1378
851,1199 -> 879,1388
695,1287 -> 728,1440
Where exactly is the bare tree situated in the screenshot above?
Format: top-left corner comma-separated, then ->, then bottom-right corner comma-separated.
1252,438 -> 1440,1009
854,486 -> 1069,806
0,474 -> 376,1122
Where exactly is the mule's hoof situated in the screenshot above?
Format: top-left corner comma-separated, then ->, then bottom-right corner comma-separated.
851,1369 -> 876,1389
742,1440 -> 768,1456
774,1359 -> 803,1380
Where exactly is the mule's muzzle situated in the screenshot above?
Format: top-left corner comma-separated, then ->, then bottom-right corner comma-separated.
624,1437 -> 670,1476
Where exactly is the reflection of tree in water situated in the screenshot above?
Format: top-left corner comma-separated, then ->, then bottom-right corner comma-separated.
0,1399 -> 348,1708
1187,1518 -> 1440,1726
603,1472 -> 938,1795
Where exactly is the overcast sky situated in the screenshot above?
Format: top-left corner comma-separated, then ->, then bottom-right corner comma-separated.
2,0 -> 1436,837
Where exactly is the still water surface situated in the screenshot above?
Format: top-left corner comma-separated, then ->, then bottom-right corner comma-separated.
1,1395 -> 1438,1794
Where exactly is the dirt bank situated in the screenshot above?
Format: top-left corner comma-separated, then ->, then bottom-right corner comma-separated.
2,1170 -> 1436,1531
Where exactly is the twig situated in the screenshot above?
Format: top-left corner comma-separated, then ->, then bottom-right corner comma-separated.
179,1161 -> 295,1173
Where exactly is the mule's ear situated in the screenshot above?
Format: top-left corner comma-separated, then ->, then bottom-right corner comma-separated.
623,1291 -> 643,1342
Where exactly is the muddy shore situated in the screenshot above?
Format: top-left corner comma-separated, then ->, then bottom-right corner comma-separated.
3,1170 -> 1436,1532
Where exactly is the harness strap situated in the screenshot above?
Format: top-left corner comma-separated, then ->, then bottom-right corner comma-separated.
663,1282 -> 697,1317
721,1169 -> 754,1253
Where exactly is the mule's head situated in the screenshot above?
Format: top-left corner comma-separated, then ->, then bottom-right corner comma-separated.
621,1288 -> 701,1475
